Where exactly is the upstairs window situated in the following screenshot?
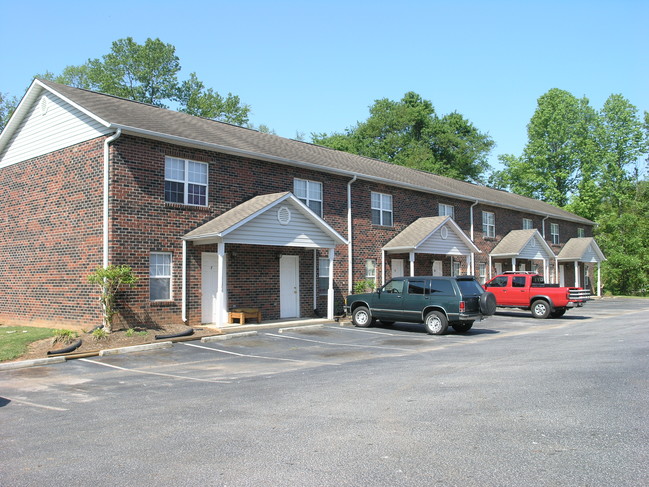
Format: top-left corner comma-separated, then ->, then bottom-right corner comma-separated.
482,211 -> 495,238
371,192 -> 393,226
165,157 -> 208,206
550,223 -> 560,244
439,203 -> 455,219
294,179 -> 323,216
523,218 -> 534,230
578,228 -> 585,238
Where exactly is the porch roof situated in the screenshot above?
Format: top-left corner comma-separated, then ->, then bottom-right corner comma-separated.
557,237 -> 606,262
382,216 -> 480,255
183,192 -> 348,248
490,229 -> 555,259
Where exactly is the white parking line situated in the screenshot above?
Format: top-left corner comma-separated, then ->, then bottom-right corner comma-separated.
325,325 -> 398,336
264,332 -> 413,351
182,342 -> 335,364
79,358 -> 230,383
1,397 -> 68,411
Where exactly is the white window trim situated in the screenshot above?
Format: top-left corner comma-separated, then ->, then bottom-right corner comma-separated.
371,192 -> 393,227
318,257 -> 330,295
439,203 -> 455,219
365,259 -> 377,281
523,218 -> 533,230
165,156 -> 209,207
482,211 -> 495,238
150,252 -> 173,301
550,223 -> 560,245
294,178 -> 323,216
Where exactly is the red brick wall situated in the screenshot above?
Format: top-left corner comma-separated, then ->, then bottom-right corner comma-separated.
1,133 -> 595,329
0,138 -> 105,329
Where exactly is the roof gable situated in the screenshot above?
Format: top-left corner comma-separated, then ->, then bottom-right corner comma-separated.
490,229 -> 555,259
383,216 -> 480,255
184,192 -> 347,248
557,237 -> 606,262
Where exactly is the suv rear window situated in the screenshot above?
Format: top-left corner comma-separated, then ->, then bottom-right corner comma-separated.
430,279 -> 454,295
456,279 -> 484,295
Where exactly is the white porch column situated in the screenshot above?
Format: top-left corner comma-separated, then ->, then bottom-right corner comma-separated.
488,254 -> 493,280
381,250 -> 386,286
543,257 -> 548,280
216,242 -> 226,326
574,261 -> 580,287
511,257 -> 516,272
409,251 -> 415,276
470,252 -> 475,276
597,261 -> 602,297
327,248 -> 335,319
555,257 -> 559,284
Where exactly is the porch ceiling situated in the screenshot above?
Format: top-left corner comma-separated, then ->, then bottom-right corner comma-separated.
183,192 -> 348,248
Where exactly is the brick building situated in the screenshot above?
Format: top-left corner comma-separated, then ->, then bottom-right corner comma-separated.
0,80 -> 605,329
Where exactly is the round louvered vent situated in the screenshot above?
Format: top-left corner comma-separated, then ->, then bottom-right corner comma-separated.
277,206 -> 291,225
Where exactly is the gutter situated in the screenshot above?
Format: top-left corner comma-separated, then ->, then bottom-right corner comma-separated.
347,175 -> 357,295
107,123 -> 593,226
103,129 -> 122,267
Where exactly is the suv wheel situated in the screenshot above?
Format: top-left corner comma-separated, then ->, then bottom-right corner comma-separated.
424,310 -> 448,335
452,321 -> 474,333
531,299 -> 551,319
352,306 -> 373,327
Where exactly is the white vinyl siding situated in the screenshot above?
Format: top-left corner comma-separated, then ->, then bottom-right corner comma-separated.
150,252 -> 172,301
294,179 -> 323,216
0,92 -> 110,168
482,211 -> 496,238
371,192 -> 393,226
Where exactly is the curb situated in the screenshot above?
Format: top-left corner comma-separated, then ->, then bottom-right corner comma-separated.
202,331 -> 258,342
99,341 -> 173,356
0,356 -> 66,371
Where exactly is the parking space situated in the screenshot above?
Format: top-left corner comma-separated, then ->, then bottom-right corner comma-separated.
1,297 -> 646,411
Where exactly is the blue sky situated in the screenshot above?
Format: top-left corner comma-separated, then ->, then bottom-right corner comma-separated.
2,0 -> 647,170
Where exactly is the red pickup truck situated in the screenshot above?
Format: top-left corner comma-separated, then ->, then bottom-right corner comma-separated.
484,272 -> 590,319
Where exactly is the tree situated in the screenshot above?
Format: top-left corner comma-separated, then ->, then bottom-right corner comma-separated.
0,92 -> 19,133
312,92 -> 494,183
42,37 -> 250,124
87,265 -> 138,332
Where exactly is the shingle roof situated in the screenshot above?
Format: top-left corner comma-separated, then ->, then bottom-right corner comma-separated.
557,237 -> 606,261
383,216 -> 480,253
29,79 -> 593,225
490,229 -> 539,256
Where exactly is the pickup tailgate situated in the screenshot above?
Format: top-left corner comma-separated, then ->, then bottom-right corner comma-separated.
568,288 -> 591,301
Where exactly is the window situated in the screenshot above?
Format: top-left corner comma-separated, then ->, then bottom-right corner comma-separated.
371,192 -> 393,226
430,279 -> 454,295
482,211 -> 495,238
512,276 -> 526,288
165,157 -> 208,206
318,257 -> 330,295
150,252 -> 172,301
478,263 -> 487,284
452,261 -> 461,276
408,280 -> 429,295
365,259 -> 377,283
294,179 -> 323,216
578,228 -> 585,238
382,280 -> 404,294
487,275 -> 508,288
523,218 -> 533,230
439,203 -> 454,219
550,223 -> 560,244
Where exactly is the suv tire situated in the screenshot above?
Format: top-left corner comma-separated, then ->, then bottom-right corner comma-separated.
352,306 -> 373,327
424,310 -> 448,335
531,299 -> 551,319
480,292 -> 497,316
452,321 -> 474,333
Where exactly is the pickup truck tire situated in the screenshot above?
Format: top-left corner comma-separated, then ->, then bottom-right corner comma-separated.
531,299 -> 551,319
424,310 -> 448,335
352,306 -> 373,327
551,308 -> 566,318
480,292 -> 497,316
452,321 -> 473,333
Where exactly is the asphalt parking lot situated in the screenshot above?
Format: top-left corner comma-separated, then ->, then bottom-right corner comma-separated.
1,297 -> 648,486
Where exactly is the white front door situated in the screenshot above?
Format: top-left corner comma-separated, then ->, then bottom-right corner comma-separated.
280,255 -> 299,318
201,252 -> 219,323
392,259 -> 404,278
495,263 -> 503,275
432,260 -> 443,276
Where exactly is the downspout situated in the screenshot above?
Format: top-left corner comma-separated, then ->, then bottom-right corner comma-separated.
347,175 -> 357,295
469,200 -> 478,276
103,128 -> 122,268
182,239 -> 187,323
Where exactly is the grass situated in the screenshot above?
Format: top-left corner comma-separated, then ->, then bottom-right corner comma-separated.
0,326 -> 59,362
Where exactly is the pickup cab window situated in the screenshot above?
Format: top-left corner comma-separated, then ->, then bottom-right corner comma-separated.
512,276 -> 526,287
487,276 -> 508,288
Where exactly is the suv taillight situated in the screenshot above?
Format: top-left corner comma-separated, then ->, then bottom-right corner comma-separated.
460,301 -> 466,312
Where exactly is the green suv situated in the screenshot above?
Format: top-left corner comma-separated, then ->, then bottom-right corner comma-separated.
344,276 -> 496,335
